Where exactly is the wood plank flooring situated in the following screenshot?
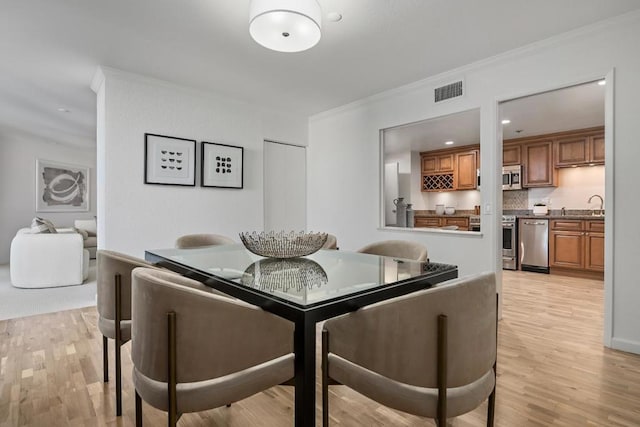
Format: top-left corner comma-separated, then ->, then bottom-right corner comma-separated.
1,271 -> 639,426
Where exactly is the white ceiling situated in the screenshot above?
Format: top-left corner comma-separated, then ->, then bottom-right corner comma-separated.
2,1 -> 637,149
383,80 -> 605,155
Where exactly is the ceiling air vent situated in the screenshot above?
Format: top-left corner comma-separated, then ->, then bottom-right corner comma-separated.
434,80 -> 463,103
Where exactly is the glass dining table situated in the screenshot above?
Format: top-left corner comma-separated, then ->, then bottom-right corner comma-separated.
145,244 -> 458,427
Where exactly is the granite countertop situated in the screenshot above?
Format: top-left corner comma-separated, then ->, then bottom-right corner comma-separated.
504,209 -> 604,220
516,214 -> 604,220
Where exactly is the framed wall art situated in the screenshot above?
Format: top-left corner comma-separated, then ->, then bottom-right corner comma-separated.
36,159 -> 90,212
144,133 -> 196,186
201,141 -> 244,189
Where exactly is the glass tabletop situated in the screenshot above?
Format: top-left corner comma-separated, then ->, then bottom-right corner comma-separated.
146,244 -> 456,308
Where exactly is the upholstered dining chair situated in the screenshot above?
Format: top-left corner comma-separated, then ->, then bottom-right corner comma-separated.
322,233 -> 338,250
131,268 -> 295,427
174,233 -> 235,249
97,250 -> 160,416
357,239 -> 428,262
321,272 -> 497,426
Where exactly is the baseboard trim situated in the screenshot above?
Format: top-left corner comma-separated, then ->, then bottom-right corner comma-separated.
610,337 -> 640,355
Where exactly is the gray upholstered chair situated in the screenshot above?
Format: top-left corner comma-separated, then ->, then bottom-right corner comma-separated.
131,268 -> 295,426
321,272 -> 497,426
322,234 -> 338,250
174,233 -> 235,249
97,250 -> 160,416
357,239 -> 428,262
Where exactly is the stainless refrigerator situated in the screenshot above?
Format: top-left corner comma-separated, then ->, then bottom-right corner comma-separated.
518,218 -> 549,273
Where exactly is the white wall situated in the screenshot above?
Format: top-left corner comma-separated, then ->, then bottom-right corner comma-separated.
92,68 -> 307,258
0,133 -> 96,264
308,13 -> 640,353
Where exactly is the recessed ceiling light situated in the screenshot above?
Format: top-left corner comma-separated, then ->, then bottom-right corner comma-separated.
501,119 -> 511,124
445,141 -> 454,145
327,12 -> 342,22
597,80 -> 606,86
57,108 -> 70,113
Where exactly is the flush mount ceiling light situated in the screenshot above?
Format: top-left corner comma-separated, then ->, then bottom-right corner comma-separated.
501,119 -> 511,124
249,0 -> 322,53
445,141 -> 454,145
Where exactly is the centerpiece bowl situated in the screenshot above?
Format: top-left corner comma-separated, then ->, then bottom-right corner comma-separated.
239,230 -> 328,259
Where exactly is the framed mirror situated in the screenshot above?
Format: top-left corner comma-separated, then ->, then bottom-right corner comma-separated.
381,108 -> 481,233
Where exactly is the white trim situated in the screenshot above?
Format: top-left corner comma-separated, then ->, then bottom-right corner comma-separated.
611,337 -> 640,355
603,68 -> 615,347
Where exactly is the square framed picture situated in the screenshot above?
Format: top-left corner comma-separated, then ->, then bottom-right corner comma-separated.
144,133 -> 196,186
201,142 -> 244,189
36,159 -> 90,212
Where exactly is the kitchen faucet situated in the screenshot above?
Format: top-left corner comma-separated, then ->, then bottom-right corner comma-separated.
588,194 -> 604,216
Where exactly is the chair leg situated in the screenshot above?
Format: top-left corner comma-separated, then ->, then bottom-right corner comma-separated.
115,273 -> 123,416
168,311 -> 177,427
102,335 -> 109,382
322,329 -> 329,427
487,385 -> 496,427
487,292 -> 498,427
437,314 -> 448,427
136,390 -> 143,427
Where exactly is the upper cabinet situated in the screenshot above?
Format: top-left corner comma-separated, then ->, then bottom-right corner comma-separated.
523,140 -> 557,188
555,131 -> 605,167
503,126 -> 604,188
422,153 -> 454,173
420,145 -> 478,192
503,144 -> 521,166
455,150 -> 478,190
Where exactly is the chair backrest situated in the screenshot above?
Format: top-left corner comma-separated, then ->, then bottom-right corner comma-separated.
324,272 -> 496,389
131,268 -> 294,384
322,234 -> 338,249
97,249 -> 155,321
357,240 -> 428,262
175,233 -> 235,249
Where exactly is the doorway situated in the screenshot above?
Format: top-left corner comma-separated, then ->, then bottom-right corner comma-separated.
497,76 -> 613,345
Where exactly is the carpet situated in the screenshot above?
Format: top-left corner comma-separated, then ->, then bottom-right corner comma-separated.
0,261 -> 97,321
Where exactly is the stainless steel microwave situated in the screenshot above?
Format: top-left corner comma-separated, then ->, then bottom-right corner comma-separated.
502,165 -> 522,190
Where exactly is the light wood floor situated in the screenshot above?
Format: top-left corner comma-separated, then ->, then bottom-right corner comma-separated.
1,271 -> 639,426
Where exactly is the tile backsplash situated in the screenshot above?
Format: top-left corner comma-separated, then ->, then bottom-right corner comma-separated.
503,190 -> 528,209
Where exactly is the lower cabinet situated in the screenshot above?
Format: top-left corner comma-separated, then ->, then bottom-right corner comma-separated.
549,219 -> 604,273
414,216 -> 469,231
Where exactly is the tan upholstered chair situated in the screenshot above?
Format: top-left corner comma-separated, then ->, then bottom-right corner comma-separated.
131,268 -> 295,426
97,250 -> 160,416
174,233 -> 235,249
322,234 -> 338,250
321,272 -> 497,426
357,239 -> 428,262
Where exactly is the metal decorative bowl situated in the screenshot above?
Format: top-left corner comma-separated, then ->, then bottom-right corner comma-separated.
242,258 -> 328,291
239,231 -> 328,259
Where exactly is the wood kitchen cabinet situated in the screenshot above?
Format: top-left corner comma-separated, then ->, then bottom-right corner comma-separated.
503,144 -> 521,166
422,153 -> 454,173
550,219 -> 604,276
414,216 -> 469,230
420,145 -> 478,192
555,132 -> 605,167
455,151 -> 478,190
522,140 -> 557,187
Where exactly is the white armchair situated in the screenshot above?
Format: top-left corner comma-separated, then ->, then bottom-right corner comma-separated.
10,228 -> 89,288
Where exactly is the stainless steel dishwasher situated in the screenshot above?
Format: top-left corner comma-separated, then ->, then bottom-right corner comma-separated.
518,218 -> 549,273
